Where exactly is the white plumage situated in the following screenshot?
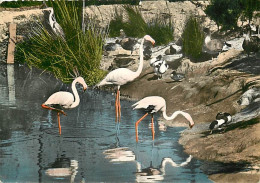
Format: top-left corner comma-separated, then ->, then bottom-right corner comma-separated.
97,35 -> 155,122
150,55 -> 168,79
47,7 -> 65,39
132,96 -> 195,141
42,77 -> 87,134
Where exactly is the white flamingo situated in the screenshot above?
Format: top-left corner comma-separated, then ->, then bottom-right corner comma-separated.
42,77 -> 87,135
132,96 -> 195,142
96,35 -> 155,122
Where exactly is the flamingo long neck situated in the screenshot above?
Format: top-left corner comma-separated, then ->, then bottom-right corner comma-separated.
162,108 -> 184,121
70,79 -> 80,108
135,38 -> 145,76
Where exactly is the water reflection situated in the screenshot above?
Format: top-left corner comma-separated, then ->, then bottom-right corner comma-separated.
45,156 -> 78,183
0,64 -> 211,182
7,65 -> 16,105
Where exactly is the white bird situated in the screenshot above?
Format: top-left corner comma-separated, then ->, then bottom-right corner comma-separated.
209,112 -> 231,134
42,77 -> 87,135
150,55 -> 168,79
47,7 -> 65,39
132,96 -> 195,142
96,35 -> 155,122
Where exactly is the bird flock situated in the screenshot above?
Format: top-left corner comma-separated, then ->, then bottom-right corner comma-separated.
41,35 -> 196,142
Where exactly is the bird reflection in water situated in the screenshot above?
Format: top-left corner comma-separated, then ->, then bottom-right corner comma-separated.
103,127 -> 192,182
45,156 -> 78,183
135,155 -> 193,182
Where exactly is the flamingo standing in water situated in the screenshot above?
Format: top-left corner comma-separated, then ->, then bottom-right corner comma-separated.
132,96 -> 195,142
42,77 -> 87,135
96,35 -> 155,122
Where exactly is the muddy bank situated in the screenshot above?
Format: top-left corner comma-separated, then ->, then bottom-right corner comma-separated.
117,49 -> 260,182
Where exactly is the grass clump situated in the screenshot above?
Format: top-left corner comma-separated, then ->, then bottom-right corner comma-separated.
16,0 -> 107,85
182,17 -> 204,60
0,0 -> 42,8
108,6 -> 174,46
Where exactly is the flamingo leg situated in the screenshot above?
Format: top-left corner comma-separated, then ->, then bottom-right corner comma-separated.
151,114 -> 154,140
115,90 -> 119,122
57,112 -> 61,135
135,113 -> 149,142
118,90 -> 121,122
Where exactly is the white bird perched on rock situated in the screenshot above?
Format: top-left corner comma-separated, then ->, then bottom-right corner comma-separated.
209,112 -> 231,134
150,55 -> 168,80
132,96 -> 195,142
203,28 -> 225,54
42,76 -> 87,135
96,35 -> 155,122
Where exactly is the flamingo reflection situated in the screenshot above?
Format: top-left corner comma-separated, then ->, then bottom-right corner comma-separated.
103,145 -> 192,182
45,157 -> 78,183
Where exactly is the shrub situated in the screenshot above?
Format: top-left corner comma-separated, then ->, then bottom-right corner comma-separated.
123,5 -> 147,38
108,5 -> 174,46
146,17 -> 174,46
108,8 -> 125,37
182,17 -> 204,60
16,0 -> 107,85
0,0 -> 42,8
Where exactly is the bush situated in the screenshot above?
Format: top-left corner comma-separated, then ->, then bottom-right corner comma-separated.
108,8 -> 125,37
205,0 -> 260,30
182,17 -> 204,60
0,0 -> 42,8
16,0 -> 107,86
108,5 -> 174,46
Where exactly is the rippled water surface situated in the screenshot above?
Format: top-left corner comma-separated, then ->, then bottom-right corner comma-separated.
0,64 -> 212,182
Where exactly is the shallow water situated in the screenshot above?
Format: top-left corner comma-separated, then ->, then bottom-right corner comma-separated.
0,64 -> 212,183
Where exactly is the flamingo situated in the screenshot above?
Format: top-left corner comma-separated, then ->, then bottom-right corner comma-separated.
132,96 -> 195,142
41,77 -> 87,135
96,35 -> 155,122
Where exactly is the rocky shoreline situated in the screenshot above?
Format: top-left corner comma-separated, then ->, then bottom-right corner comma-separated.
1,2 -> 260,182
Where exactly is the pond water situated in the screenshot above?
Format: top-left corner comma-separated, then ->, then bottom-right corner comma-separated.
0,64 -> 212,183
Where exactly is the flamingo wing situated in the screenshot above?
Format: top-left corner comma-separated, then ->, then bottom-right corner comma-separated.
132,96 -> 165,113
44,91 -> 74,109
98,68 -> 137,86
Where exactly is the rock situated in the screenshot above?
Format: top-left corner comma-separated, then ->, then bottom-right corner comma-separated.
237,88 -> 260,106
163,54 -> 183,62
222,37 -> 244,52
143,46 -> 152,60
104,43 -> 120,51
114,57 -> 135,68
120,37 -> 137,51
165,45 -> 177,55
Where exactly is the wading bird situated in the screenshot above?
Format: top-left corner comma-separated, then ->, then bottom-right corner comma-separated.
132,96 -> 195,142
45,7 -> 65,39
42,77 -> 87,135
96,35 -> 155,122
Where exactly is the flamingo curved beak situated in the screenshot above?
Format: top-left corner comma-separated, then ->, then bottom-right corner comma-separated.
83,87 -> 87,92
189,123 -> 194,129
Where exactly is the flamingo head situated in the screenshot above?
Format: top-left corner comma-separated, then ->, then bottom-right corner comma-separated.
144,35 -> 155,46
75,77 -> 88,91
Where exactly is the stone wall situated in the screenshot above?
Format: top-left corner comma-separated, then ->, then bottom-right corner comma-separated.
85,1 -> 218,40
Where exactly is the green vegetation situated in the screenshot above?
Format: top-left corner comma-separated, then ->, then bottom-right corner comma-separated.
16,1 -> 107,85
108,8 -> 125,38
109,6 -> 174,46
205,0 -> 260,30
0,0 -> 42,8
0,0 -> 138,8
182,17 -> 204,60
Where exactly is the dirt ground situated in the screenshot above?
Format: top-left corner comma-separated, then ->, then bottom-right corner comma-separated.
117,51 -> 260,182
